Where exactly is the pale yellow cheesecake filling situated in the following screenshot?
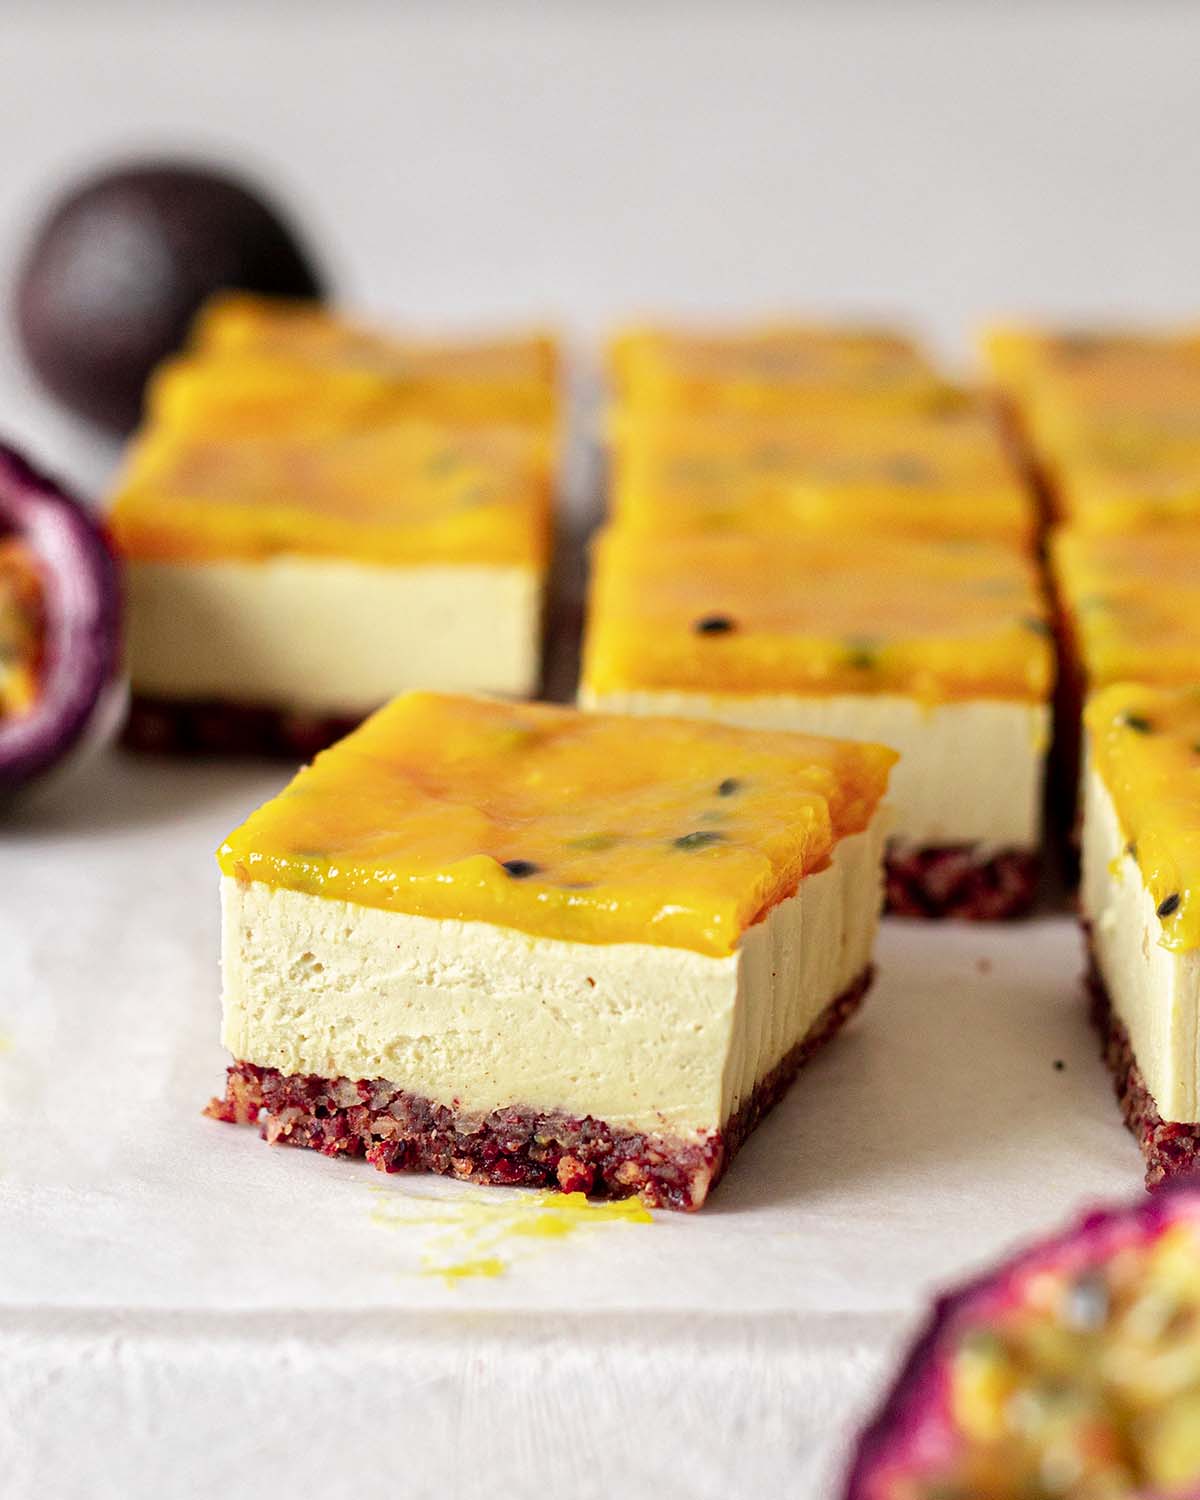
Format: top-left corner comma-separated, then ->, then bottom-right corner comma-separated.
126,557 -> 543,712
220,819 -> 886,1139
578,689 -> 1047,850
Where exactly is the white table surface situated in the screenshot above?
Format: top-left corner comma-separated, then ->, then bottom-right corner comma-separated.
0,748 -> 1145,1499
0,5 -> 1195,1496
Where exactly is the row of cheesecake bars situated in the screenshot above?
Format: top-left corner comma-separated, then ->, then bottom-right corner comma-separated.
103,298 -> 1200,1200
114,302 -> 1056,913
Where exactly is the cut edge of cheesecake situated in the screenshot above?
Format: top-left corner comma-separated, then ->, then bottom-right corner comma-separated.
210,815 -> 888,1210
1080,686 -> 1200,1184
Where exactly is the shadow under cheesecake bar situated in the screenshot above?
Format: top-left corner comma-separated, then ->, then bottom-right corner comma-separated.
206,691 -> 895,1209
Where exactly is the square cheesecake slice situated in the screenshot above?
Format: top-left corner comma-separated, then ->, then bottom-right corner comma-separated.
1081,683 -> 1200,1185
207,691 -> 896,1210
110,420 -> 552,756
580,527 -> 1054,919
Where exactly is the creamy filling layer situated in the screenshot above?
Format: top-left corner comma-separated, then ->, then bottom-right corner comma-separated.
578,689 -> 1046,849
1082,765 -> 1200,1123
220,820 -> 886,1139
126,557 -> 543,713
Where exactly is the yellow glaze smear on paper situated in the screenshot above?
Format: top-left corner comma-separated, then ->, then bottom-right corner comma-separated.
370,1187 -> 652,1286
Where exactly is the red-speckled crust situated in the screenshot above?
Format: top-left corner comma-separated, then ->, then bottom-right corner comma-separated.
123,693 -> 359,760
842,1176 -> 1200,1500
206,966 -> 873,1211
884,846 -> 1040,920
1087,948 -> 1200,1188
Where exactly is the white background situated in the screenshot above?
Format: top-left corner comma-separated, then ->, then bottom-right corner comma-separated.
1,5 -> 1197,1498
3,0 -> 1200,493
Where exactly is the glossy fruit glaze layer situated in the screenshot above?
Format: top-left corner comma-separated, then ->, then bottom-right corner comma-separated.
582,528 -> 1053,702
142,293 -> 560,439
984,323 -> 1200,528
611,405 -> 1032,546
1053,528 -> 1200,693
109,419 -> 552,567
1085,682 -> 1200,952
611,323 -> 951,417
217,690 -> 895,956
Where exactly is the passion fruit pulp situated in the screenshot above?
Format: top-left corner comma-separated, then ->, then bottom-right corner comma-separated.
14,160 -> 325,433
844,1180 -> 1200,1500
0,444 -> 122,795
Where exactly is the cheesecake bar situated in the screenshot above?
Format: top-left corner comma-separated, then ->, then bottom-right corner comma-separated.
1081,682 -> 1200,1185
111,419 -> 551,755
207,691 -> 896,1209
612,322 -> 952,418
580,527 -> 1053,918
610,402 -> 1034,547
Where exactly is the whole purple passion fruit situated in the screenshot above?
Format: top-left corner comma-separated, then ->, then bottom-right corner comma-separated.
0,443 -> 123,795
14,161 -> 325,433
844,1180 -> 1200,1499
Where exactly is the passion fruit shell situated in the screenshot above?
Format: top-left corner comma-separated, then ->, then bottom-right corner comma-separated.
14,160 -> 325,433
843,1179 -> 1200,1499
0,444 -> 122,795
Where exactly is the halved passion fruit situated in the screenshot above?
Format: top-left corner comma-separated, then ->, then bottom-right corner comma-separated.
0,444 -> 122,794
845,1181 -> 1200,1499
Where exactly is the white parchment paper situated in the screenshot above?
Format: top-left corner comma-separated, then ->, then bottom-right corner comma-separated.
0,750 -> 1145,1500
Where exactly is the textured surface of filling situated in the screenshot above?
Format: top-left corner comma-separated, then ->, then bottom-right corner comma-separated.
207,966 -> 873,1212
1054,532 -> 1200,694
582,529 -> 1053,704
218,691 -> 895,954
878,1218 -> 1200,1498
0,538 -> 43,720
122,558 -> 542,712
218,821 -> 884,1134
